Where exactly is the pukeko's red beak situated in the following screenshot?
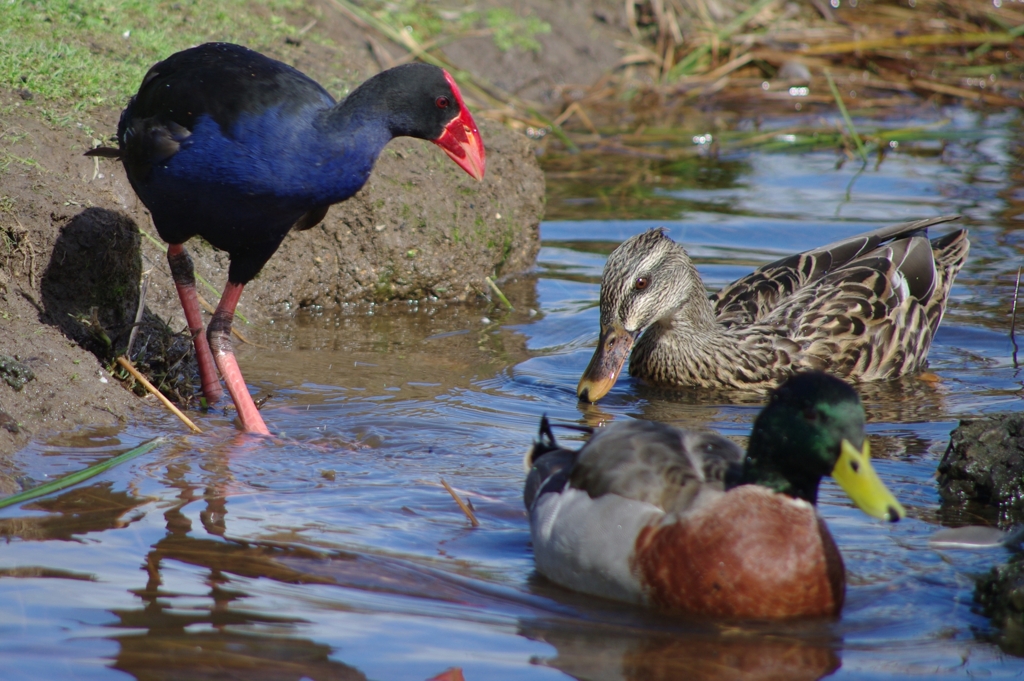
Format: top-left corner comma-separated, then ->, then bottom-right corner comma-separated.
434,71 -> 486,181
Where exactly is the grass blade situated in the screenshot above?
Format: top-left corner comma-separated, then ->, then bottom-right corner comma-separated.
824,70 -> 868,163
804,31 -> 1023,55
484,276 -> 514,311
0,437 -> 164,510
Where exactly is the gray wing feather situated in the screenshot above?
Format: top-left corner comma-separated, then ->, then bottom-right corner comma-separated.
568,420 -> 742,514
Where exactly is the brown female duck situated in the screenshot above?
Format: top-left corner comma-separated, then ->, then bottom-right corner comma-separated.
578,216 -> 969,402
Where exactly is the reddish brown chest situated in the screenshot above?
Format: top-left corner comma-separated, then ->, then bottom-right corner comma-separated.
631,486 -> 845,618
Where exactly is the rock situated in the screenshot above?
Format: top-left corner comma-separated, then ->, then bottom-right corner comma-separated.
975,556 -> 1024,655
0,355 -> 34,391
937,414 -> 1024,521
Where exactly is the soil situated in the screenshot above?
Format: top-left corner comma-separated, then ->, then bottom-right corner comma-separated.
0,0 -> 638,462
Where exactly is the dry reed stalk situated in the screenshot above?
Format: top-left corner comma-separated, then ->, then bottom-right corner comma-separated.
117,357 -> 203,434
440,478 -> 480,527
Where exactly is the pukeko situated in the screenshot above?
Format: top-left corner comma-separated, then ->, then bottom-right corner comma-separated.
89,43 -> 486,434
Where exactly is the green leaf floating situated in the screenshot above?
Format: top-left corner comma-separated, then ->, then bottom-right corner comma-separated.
0,437 -> 164,510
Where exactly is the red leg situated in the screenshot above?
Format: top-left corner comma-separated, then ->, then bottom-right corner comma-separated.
208,281 -> 270,435
167,244 -> 223,404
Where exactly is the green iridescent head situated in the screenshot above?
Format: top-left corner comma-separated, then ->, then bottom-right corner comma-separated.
738,371 -> 904,522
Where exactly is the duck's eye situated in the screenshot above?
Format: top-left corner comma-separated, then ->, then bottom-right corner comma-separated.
803,408 -> 830,424
436,96 -> 451,109
634,276 -> 650,291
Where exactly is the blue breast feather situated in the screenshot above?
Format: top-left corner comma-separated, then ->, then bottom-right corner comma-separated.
155,103 -> 391,209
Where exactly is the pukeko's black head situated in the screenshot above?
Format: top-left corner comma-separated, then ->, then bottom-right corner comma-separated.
346,62 -> 485,181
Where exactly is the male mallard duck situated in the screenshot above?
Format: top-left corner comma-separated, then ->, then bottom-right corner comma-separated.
577,216 -> 969,402
525,372 -> 904,618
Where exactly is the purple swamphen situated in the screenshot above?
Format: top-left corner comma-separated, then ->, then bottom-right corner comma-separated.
89,43 -> 486,434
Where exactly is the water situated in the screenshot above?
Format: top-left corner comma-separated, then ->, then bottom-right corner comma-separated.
3,108 -> 1024,679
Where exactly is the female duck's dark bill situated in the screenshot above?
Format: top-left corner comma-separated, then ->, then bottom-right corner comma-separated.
433,71 -> 485,181
577,323 -> 636,402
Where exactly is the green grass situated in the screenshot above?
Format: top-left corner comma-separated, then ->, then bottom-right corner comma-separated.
0,437 -> 163,510
484,8 -> 549,53
361,0 -> 550,53
1,0 -> 303,119
366,0 -> 476,43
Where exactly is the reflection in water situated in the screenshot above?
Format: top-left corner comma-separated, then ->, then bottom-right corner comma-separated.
0,438 -> 847,681
102,445 -> 372,680
0,481 -> 147,541
975,554 -> 1024,658
113,631 -> 367,681
575,376 -> 950,463
522,621 -> 839,681
633,370 -> 952,427
0,442 -> 373,680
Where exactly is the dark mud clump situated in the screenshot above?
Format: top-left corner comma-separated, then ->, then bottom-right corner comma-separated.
0,355 -> 34,392
937,414 -> 1024,523
42,207 -> 145,358
40,207 -> 200,406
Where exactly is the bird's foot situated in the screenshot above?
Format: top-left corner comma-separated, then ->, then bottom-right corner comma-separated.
216,350 -> 270,435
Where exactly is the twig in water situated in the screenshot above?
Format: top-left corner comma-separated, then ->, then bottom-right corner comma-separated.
1012,266 -> 1021,368
117,357 -> 202,433
484,276 -> 514,311
0,437 -> 163,510
824,70 -> 869,164
126,271 -> 150,360
440,478 -> 479,527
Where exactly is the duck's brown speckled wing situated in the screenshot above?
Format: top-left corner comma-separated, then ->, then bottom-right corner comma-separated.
745,221 -> 969,380
711,216 -> 962,327
567,420 -> 742,515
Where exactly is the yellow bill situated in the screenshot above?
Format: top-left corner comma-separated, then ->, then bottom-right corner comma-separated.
831,439 -> 905,522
